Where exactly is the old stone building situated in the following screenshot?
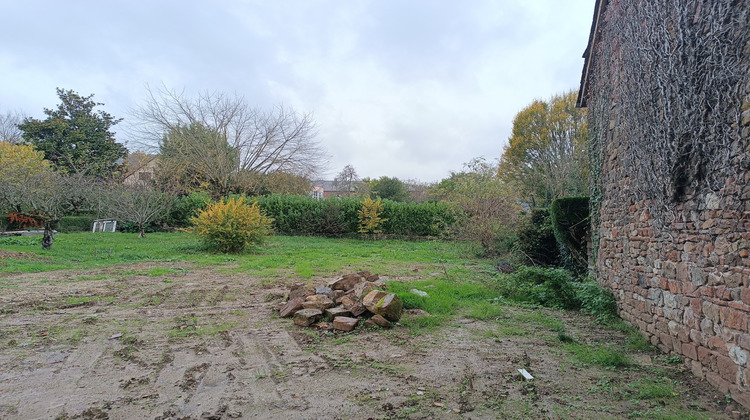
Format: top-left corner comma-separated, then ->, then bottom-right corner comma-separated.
578,0 -> 750,406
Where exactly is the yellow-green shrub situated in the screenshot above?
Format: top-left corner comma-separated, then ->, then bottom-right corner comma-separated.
358,197 -> 386,235
186,197 -> 273,253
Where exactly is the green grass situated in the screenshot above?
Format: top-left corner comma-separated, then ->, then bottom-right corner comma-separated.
565,342 -> 633,368
0,233 -> 470,276
628,377 -> 678,400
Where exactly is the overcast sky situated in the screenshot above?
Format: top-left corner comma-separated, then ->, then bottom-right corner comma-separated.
0,0 -> 594,183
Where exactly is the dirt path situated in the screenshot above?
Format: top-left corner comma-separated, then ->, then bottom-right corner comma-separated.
0,264 -> 747,419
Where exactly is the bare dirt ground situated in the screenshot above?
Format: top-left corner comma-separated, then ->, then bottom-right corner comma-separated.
1,263 -> 748,419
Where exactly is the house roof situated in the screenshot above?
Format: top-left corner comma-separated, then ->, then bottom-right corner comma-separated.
312,180 -> 363,192
576,0 -> 606,108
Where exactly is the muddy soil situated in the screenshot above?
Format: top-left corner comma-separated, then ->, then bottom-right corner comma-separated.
0,263 -> 747,419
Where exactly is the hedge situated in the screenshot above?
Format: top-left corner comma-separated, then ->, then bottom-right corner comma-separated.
254,195 -> 455,237
515,208 -> 559,266
58,215 -> 96,233
549,196 -> 590,274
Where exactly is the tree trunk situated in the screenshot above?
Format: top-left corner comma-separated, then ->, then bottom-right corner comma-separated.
138,224 -> 146,239
42,226 -> 54,250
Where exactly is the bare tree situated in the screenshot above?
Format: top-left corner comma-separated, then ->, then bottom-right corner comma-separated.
101,182 -> 175,238
333,164 -> 360,197
0,171 -> 96,249
403,178 -> 429,203
129,85 -> 328,197
0,108 -> 24,144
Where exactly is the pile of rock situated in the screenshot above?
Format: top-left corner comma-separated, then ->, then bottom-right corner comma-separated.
278,271 -> 403,332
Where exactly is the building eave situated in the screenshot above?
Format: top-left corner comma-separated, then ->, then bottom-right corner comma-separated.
576,0 -> 607,108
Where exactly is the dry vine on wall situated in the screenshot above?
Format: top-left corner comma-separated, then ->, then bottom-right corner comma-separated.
589,0 -> 750,227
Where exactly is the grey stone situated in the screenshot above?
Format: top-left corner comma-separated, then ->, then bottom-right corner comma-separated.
315,286 -> 333,295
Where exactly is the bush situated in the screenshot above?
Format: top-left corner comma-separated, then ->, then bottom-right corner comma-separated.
4,212 -> 43,230
549,196 -> 590,273
515,208 -> 559,266
574,277 -> 618,323
58,215 -> 96,233
381,200 -> 457,237
119,221 -> 160,234
166,192 -> 212,228
358,197 -> 386,235
186,197 -> 273,253
300,199 -> 348,237
499,266 -> 580,310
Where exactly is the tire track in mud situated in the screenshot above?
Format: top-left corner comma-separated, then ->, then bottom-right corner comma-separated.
148,326 -> 330,419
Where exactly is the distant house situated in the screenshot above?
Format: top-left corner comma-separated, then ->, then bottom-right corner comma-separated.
123,152 -> 158,186
309,185 -> 324,200
311,180 -> 365,199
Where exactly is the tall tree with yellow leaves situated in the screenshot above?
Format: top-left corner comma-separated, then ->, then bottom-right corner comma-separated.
499,91 -> 588,207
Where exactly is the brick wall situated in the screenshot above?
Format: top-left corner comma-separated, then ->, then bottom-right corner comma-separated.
583,0 -> 750,407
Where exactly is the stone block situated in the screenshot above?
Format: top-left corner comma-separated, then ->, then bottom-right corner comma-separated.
682,343 -> 698,360
678,328 -> 691,343
293,309 -> 323,327
328,273 -> 364,291
717,354 -> 738,383
352,281 -> 377,299
349,302 -> 367,317
337,294 -> 358,308
362,290 -> 389,312
279,297 -> 305,318
730,386 -> 750,410
698,346 -> 713,363
729,345 -> 749,366
706,371 -> 731,394
329,290 -> 345,302
690,298 -> 703,315
303,295 -> 335,310
333,316 -> 359,332
689,328 -> 704,346
370,314 -> 392,328
690,267 -> 707,286
368,293 -> 404,322
289,284 -> 315,301
315,286 -> 333,296
738,333 -> 750,351
708,336 -> 728,352
325,307 -> 352,318
690,360 -> 705,378
725,308 -> 747,331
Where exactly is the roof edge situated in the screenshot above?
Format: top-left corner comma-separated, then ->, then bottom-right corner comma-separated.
576,0 -> 606,108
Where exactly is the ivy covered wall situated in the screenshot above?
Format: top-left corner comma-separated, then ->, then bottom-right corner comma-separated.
582,0 -> 750,407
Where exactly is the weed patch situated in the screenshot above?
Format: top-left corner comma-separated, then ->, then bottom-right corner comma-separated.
565,342 -> 633,368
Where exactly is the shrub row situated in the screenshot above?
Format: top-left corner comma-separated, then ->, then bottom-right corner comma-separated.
254,195 -> 457,237
95,191 -> 457,238
58,215 -> 96,233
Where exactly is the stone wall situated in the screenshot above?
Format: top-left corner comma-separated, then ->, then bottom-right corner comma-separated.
581,0 -> 750,407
